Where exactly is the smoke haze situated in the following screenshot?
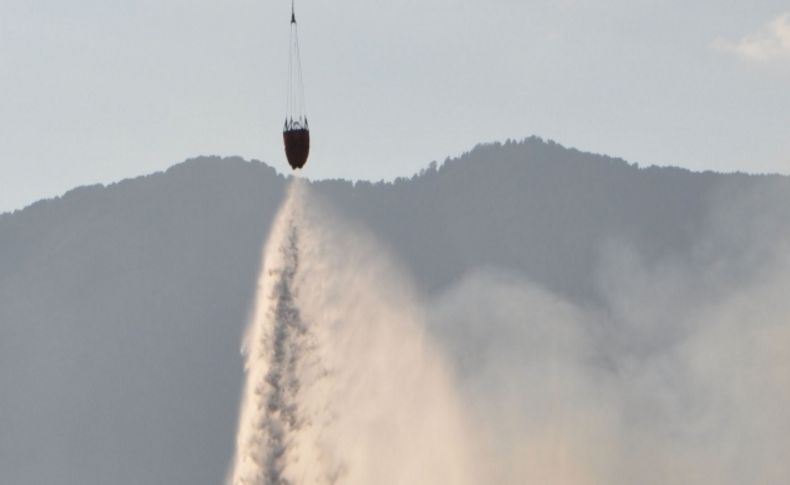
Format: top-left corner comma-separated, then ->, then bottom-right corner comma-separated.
433,182 -> 790,484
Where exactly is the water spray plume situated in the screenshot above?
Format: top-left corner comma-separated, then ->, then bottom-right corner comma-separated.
228,179 -> 476,485
229,178 -> 790,484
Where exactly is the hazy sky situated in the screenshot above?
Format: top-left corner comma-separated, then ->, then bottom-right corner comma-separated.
1,0 -> 789,213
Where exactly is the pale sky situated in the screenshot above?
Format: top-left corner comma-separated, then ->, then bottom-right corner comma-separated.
1,0 -> 789,213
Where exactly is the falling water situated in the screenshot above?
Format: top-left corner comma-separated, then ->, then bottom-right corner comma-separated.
228,179 -> 475,485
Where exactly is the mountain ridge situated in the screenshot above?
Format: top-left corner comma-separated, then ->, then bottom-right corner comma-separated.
3,136 -> 785,221
1,136 -> 789,484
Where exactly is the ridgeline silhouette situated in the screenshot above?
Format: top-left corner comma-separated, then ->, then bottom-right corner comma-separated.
1,137 -> 788,484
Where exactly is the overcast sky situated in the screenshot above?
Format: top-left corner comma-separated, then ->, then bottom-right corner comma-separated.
1,0 -> 789,213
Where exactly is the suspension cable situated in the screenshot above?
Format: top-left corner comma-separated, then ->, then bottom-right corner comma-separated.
285,0 -> 307,130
